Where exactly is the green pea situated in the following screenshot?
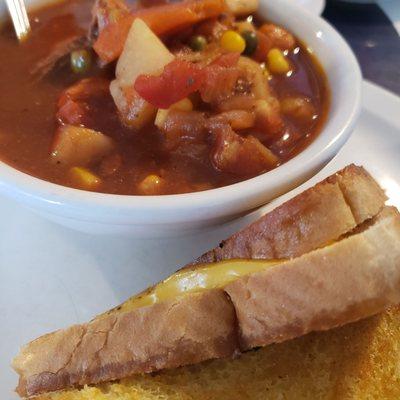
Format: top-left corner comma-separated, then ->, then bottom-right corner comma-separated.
70,49 -> 92,74
241,30 -> 258,56
189,35 -> 207,52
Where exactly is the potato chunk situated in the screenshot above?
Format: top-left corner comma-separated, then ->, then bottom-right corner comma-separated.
116,18 -> 175,87
51,125 -> 114,166
111,19 -> 175,129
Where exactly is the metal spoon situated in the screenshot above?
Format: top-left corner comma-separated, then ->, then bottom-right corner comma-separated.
5,0 -> 31,41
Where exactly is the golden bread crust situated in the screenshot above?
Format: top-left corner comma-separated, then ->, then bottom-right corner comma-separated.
194,165 -> 386,264
14,290 -> 238,397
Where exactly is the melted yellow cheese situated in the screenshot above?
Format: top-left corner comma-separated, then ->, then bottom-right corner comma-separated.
117,259 -> 282,313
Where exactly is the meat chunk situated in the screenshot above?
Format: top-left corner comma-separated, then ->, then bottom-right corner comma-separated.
280,96 -> 317,124
57,78 -> 116,133
210,123 -> 279,176
30,36 -> 88,78
198,53 -> 249,106
218,95 -> 258,112
200,66 -> 240,105
209,110 -> 256,131
254,98 -> 284,137
236,56 -> 270,100
219,96 -> 284,138
259,23 -> 296,50
202,56 -> 271,108
200,56 -> 270,110
158,110 -> 208,150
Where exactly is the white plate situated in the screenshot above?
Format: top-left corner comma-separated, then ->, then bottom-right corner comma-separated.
296,0 -> 325,15
1,80 -> 399,399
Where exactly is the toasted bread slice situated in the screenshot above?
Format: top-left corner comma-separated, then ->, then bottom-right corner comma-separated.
13,206 -> 400,397
36,306 -> 400,400
12,165 -> 391,397
193,164 -> 386,264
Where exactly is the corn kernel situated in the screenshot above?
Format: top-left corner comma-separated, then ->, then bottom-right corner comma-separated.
69,167 -> 101,191
138,174 -> 164,195
220,30 -> 246,53
155,98 -> 193,128
155,109 -> 169,128
267,48 -> 291,74
172,98 -> 193,112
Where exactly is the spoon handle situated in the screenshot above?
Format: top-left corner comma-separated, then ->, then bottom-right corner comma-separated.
5,0 -> 31,41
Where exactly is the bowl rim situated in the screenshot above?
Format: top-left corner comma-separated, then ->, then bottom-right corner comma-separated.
0,0 -> 362,214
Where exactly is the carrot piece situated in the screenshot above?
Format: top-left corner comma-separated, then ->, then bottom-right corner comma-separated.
94,0 -> 227,63
253,31 -> 273,63
93,14 -> 133,64
135,0 -> 226,36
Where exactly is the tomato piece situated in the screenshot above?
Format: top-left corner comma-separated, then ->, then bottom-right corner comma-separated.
134,60 -> 205,109
134,53 -> 241,108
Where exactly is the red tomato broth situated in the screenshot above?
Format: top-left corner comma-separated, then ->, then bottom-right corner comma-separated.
267,43 -> 328,159
0,0 -> 329,195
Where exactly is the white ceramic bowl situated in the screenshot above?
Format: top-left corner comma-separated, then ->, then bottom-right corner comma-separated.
296,0 -> 325,15
0,0 -> 361,237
